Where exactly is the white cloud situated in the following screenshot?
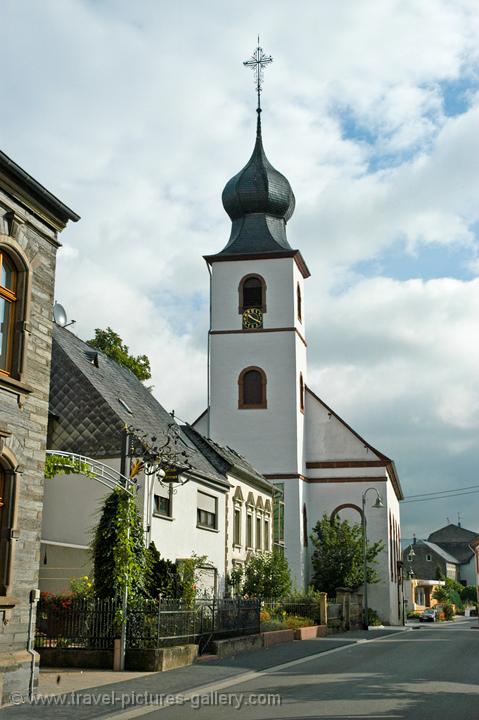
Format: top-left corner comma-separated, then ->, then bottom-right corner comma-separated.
2,0 -> 479,537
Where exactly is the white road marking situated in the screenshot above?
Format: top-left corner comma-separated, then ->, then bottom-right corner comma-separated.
105,631 -> 411,720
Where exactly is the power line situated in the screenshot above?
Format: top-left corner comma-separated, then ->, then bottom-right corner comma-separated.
402,488 -> 479,504
405,483 -> 479,499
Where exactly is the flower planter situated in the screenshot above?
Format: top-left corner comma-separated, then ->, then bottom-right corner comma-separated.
294,625 -> 328,640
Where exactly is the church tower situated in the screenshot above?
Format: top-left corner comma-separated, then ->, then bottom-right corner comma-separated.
204,112 -> 310,474
201,44 -> 311,580
196,46 -> 403,614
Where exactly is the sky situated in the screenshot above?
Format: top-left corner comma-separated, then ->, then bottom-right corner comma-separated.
1,0 -> 478,540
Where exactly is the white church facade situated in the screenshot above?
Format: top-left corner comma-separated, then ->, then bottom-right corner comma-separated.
193,105 -> 403,624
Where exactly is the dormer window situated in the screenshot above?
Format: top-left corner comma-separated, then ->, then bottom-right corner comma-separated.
239,275 -> 266,313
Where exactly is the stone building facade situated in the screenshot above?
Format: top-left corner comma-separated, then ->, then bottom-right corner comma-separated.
0,150 -> 78,704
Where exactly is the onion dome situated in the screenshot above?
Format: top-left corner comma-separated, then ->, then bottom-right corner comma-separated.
222,116 -> 295,222
217,115 -> 296,255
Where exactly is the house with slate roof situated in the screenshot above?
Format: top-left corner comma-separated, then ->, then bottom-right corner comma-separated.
428,523 -> 478,586
403,539 -> 460,583
40,325 -> 272,596
403,523 -> 479,587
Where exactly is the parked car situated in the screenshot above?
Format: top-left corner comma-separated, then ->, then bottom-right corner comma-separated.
419,608 -> 437,622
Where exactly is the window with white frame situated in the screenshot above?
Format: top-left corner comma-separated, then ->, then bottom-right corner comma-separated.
197,491 -> 217,530
153,483 -> 172,518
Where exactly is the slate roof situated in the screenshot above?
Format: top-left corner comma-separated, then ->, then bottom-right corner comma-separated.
420,540 -> 460,565
49,326 -> 229,488
204,116 -> 310,278
428,524 -> 478,564
183,426 -> 272,493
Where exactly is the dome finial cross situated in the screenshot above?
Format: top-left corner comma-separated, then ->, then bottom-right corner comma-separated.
243,37 -> 273,115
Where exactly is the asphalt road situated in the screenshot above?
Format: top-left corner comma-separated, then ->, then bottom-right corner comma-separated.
4,619 -> 479,720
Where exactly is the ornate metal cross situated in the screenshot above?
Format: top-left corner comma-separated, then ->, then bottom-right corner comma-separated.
243,37 -> 273,112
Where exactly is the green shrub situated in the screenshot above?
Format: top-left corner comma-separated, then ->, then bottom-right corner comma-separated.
261,618 -> 288,632
368,608 -> 382,626
442,603 -> 454,621
284,615 -> 315,629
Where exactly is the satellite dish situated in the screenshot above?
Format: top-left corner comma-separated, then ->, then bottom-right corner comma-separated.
53,302 -> 67,327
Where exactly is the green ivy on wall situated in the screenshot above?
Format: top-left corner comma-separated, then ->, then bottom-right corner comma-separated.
44,454 -> 96,480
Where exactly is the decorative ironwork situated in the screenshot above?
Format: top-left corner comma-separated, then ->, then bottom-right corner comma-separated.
243,37 -> 273,112
127,421 -> 195,489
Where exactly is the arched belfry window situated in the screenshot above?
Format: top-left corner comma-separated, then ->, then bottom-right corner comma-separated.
0,250 -> 17,376
297,282 -> 302,323
238,366 -> 267,409
238,275 -> 266,313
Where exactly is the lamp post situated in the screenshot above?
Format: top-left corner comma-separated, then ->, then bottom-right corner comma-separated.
361,487 -> 384,630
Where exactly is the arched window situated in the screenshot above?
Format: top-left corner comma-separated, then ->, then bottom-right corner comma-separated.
0,250 -> 17,376
238,366 -> 267,409
299,373 -> 305,413
297,282 -> 302,322
238,275 -> 266,313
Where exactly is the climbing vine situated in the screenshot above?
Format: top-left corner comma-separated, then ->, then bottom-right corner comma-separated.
44,454 -> 96,480
91,487 -> 146,604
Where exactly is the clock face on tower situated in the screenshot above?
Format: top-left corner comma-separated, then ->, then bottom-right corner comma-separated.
242,307 -> 263,330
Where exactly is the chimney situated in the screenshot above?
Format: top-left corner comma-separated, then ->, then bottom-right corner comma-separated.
413,533 -> 416,545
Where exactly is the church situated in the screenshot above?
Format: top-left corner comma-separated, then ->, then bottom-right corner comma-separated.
193,49 -> 403,624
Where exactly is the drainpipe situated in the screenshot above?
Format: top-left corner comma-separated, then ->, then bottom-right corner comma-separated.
119,429 -> 131,672
206,261 -> 212,438
27,589 -> 40,700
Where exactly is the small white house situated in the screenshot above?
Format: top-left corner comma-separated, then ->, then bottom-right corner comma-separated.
41,325 -> 234,596
183,428 -> 274,580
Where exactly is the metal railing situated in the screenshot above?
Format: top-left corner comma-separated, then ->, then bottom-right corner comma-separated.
45,450 -> 134,495
35,597 -> 119,649
35,597 -> 260,652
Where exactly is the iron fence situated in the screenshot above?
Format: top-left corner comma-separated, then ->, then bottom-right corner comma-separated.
35,597 -> 119,649
35,597 -> 260,652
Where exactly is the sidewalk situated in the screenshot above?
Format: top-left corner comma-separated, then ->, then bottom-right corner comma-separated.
38,668 -> 154,698
36,627 -> 407,698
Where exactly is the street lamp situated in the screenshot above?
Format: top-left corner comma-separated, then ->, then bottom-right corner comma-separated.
362,487 -> 384,630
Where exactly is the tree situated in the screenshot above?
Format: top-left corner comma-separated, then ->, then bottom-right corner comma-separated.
91,488 -> 146,601
238,551 -> 291,599
310,513 -> 383,597
432,577 -> 464,609
87,327 -> 151,381
144,542 -> 182,599
460,585 -> 478,605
